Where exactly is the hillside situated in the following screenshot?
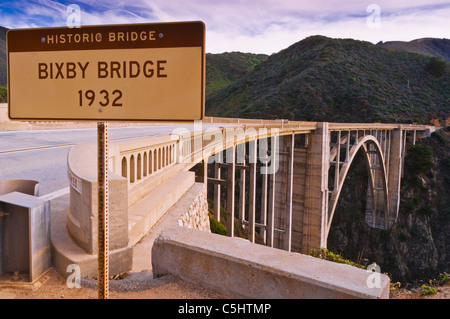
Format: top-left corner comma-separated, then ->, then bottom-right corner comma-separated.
206,35 -> 450,125
206,52 -> 268,96
0,26 -> 7,87
378,38 -> 450,62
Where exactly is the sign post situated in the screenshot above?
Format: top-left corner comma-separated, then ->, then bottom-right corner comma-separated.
97,122 -> 108,299
7,21 -> 205,299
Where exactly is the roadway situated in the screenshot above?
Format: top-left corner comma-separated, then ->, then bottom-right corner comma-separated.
0,124 -> 214,195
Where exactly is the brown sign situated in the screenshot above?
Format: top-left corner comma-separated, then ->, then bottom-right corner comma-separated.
7,21 -> 205,121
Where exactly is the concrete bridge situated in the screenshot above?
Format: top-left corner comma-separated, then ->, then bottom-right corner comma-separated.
52,117 -> 434,298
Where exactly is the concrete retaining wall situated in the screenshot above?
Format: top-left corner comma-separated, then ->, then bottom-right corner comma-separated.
152,226 -> 390,299
177,184 -> 210,232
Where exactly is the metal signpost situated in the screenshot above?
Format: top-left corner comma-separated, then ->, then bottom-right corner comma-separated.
97,121 -> 109,298
7,21 -> 205,299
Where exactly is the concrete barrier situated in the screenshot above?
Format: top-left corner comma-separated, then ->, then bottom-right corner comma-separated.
0,104 -> 32,130
67,142 -> 129,254
152,226 -> 390,299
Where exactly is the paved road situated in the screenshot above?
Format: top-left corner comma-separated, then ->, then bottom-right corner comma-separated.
0,124 -> 212,195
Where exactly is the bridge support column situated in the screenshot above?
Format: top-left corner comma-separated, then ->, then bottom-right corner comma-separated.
247,140 -> 257,243
271,134 -> 294,251
386,127 -> 403,228
285,135 -> 294,251
226,146 -> 235,237
290,140 -> 308,253
237,148 -> 246,224
213,161 -> 222,222
260,158 -> 268,243
302,122 -> 329,254
267,155 -> 276,247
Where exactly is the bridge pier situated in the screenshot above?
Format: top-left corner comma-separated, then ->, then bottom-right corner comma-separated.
226,145 -> 235,237
301,122 -> 329,253
386,127 -> 403,228
247,139 -> 257,244
213,161 -> 222,222
270,134 -> 294,251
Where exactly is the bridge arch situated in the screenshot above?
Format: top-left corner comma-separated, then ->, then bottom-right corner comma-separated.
327,135 -> 389,236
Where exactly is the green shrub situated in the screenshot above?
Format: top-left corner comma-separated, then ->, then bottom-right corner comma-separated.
0,86 -> 7,103
439,272 -> 450,285
402,201 -> 415,213
309,248 -> 366,269
409,175 -> 426,190
445,176 -> 450,186
420,284 -> 437,295
425,57 -> 448,77
442,158 -> 450,168
418,205 -> 433,215
411,225 -> 423,238
431,131 -> 445,144
405,144 -> 434,175
398,232 -> 410,241
209,214 -> 226,235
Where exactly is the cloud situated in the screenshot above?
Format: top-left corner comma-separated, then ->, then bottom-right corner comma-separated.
130,0 -> 450,53
0,0 -> 448,53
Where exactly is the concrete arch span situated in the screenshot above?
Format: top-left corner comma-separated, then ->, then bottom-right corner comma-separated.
327,135 -> 389,237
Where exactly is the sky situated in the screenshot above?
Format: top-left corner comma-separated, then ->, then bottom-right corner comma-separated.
0,0 -> 449,54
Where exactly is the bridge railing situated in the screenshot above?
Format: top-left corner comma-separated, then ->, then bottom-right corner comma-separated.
108,135 -> 180,208
110,136 -> 177,185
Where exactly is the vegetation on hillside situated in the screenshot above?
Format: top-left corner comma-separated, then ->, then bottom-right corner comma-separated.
378,38 -> 450,62
207,198 -> 247,238
0,86 -> 6,102
426,56 -> 449,77
206,52 -> 268,96
309,248 -> 366,269
206,36 -> 449,124
0,26 -> 6,87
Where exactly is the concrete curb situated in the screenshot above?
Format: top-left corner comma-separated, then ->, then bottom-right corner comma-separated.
152,226 -> 390,299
